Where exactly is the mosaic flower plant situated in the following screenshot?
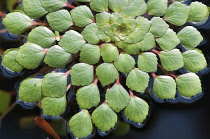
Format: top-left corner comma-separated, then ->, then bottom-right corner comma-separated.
1,0 -> 209,138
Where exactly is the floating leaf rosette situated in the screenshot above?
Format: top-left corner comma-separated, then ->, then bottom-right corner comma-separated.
1,0 -> 209,138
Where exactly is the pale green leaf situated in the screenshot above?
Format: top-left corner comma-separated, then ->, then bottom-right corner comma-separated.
138,52 -> 157,72
40,0 -> 67,12
100,43 -> 119,62
114,53 -> 135,74
96,63 -> 118,86
106,84 -> 130,112
176,73 -> 202,97
92,103 -> 117,132
153,76 -> 176,99
96,30 -> 111,42
135,16 -> 151,34
126,68 -> 149,92
69,110 -> 93,138
90,0 -> 108,12
119,7 -> 136,19
18,78 -> 42,102
147,0 -> 167,16
76,83 -> 100,109
183,50 -> 207,72
149,17 -> 169,37
124,96 -> 149,123
71,63 -> 94,86
42,72 -> 67,98
140,32 -> 155,51
59,30 -> 85,54
96,12 -> 111,28
81,23 -> 100,44
108,0 -> 129,12
80,44 -> 100,64
123,29 -> 144,43
159,49 -> 184,71
129,0 -> 147,16
124,42 -> 141,55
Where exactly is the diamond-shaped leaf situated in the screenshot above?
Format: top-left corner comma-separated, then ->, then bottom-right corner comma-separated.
71,5 -> 94,27
126,68 -> 149,92
176,73 -> 202,97
129,0 -> 147,16
136,16 -> 151,34
0,90 -> 10,114
159,49 -> 184,71
90,0 -> 108,12
42,72 -> 67,98
59,30 -> 85,54
106,83 -> 130,112
81,23 -> 100,44
2,49 -> 23,72
149,17 -> 169,37
138,52 -> 157,72
124,96 -> 149,123
3,12 -> 32,35
153,76 -> 176,99
114,53 -> 135,74
22,0 -> 48,19
44,45 -> 71,68
18,78 -> 42,102
80,44 -> 100,64
41,96 -> 66,116
156,29 -> 180,51
92,103 -> 117,132
188,2 -> 209,22
100,43 -> 119,62
16,43 -> 45,69
164,2 -> 190,26
71,63 -> 94,86
183,50 -> 207,72
28,26 -> 55,48
108,0 -> 129,12
76,83 -> 100,109
177,26 -> 203,50
40,0 -> 67,12
46,9 -> 73,32
147,0 -> 167,16
96,63 -> 118,86
69,110 -> 93,138
140,32 -> 155,51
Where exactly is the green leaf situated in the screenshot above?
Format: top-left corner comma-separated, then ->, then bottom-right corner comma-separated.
18,78 -> 42,102
80,44 -> 100,64
126,68 -> 149,92
3,12 -> 32,35
2,49 -> 23,72
153,76 -> 176,99
135,16 -> 151,34
183,50 -> 207,72
177,26 -> 203,50
138,52 -> 157,72
96,63 -> 118,86
46,9 -> 73,32
42,72 -> 67,98
40,0 -> 67,12
106,83 -> 130,112
0,90 -> 10,114
124,96 -> 149,123
22,0 -> 48,19
147,0 -> 167,16
71,63 -> 94,86
188,2 -> 209,22
176,73 -> 202,97
119,7 -> 136,19
92,103 -> 117,132
149,17 -> 169,37
164,2 -> 190,26
96,30 -> 111,42
114,53 -> 135,74
96,12 -> 111,28
44,45 -> 71,68
59,30 -> 85,54
81,23 -> 100,44
28,26 -> 55,48
115,41 -> 128,50
76,83 -> 100,109
41,96 -> 66,116
69,110 -> 93,138
129,0 -> 147,16
140,32 -> 155,51
16,43 -> 45,69
71,5 -> 94,27
123,29 -> 144,43
100,43 -> 119,62
124,42 -> 141,55
90,0 -> 108,12
108,0 -> 129,12
156,29 -> 180,51
159,49 -> 184,71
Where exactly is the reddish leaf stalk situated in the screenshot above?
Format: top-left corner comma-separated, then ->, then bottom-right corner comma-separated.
129,90 -> 134,97
93,77 -> 98,85
104,99 -> 108,105
31,21 -> 48,26
0,12 -> 5,18
116,75 -> 120,84
43,49 -> 48,53
65,70 -> 71,76
151,73 -> 157,78
65,3 -> 76,9
151,49 -> 161,55
170,74 -> 177,79
66,84 -> 72,91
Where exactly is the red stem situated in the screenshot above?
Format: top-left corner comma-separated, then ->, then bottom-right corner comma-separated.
66,84 -> 71,91
93,77 -> 98,85
65,3 -> 76,9
129,90 -> 134,97
116,75 -> 120,84
104,100 -> 108,105
152,49 -> 161,55
43,49 -> 48,53
151,73 -> 157,78
170,74 -> 177,79
31,21 -> 48,26
65,70 -> 71,76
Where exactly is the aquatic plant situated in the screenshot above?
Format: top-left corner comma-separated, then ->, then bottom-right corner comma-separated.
1,0 -> 209,138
